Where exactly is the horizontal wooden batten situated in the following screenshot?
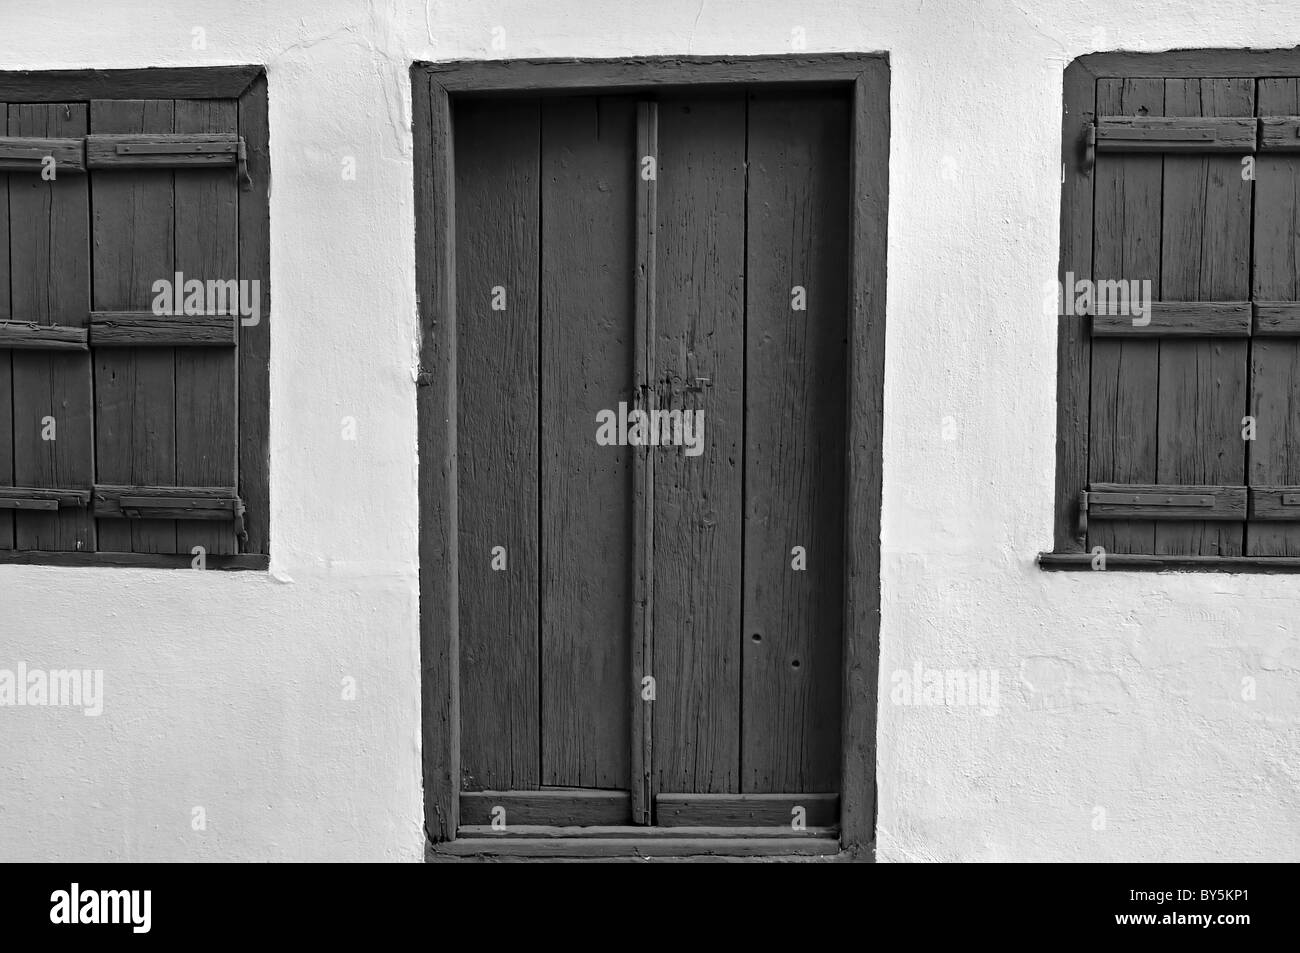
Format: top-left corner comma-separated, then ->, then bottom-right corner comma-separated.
89,311 -> 237,347
1089,302 -> 1251,337
0,487 -> 91,510
87,134 -> 251,190
435,834 -> 841,858
1252,303 -> 1300,336
1039,553 -> 1300,574
459,790 -> 632,827
1094,116 -> 1257,152
93,485 -> 243,522
0,551 -> 268,570
1259,116 -> 1300,151
87,133 -> 241,167
0,136 -> 85,172
1084,484 -> 1247,521
655,793 -> 839,828
1249,487 -> 1300,520
0,323 -> 89,350
455,825 -> 836,839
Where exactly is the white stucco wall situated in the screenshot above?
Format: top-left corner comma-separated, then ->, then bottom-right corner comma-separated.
1,0 -> 1297,862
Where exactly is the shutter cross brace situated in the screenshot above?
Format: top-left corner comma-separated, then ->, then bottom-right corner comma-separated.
0,133 -> 251,189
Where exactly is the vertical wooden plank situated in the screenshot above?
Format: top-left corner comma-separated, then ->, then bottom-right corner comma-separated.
1088,78 -> 1163,555
650,96 -> 745,796
91,98 -> 177,554
1250,79 -> 1300,555
631,100 -> 657,825
454,98 -> 541,792
841,62 -> 888,857
173,99 -> 239,556
8,104 -> 93,553
743,91 -> 849,793
539,96 -> 636,790
238,73 -> 270,556
1055,63 -> 1096,552
1156,78 -> 1251,556
415,73 -> 459,841
0,104 -> 12,551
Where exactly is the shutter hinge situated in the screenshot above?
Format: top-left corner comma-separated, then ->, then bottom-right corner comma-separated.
416,365 -> 434,387
1078,489 -> 1088,538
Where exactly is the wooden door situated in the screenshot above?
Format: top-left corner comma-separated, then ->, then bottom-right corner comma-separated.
451,89 -> 850,832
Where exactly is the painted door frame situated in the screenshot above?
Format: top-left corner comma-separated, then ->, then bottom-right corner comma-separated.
412,53 -> 889,857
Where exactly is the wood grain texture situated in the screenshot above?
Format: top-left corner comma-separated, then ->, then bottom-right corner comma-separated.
1156,78 -> 1251,556
539,96 -> 635,790
1089,78 -> 1163,555
0,549 -> 265,569
1249,486 -> 1300,519
91,98 -> 177,554
0,136 -> 85,172
1094,116 -> 1256,151
414,73 -> 459,840
0,67 -> 262,102
456,824 -> 833,838
1079,49 -> 1300,78
8,103 -> 93,554
0,108 -> 11,550
237,74 -> 270,556
1055,62 -> 1097,552
460,790 -> 631,826
1259,115 -> 1300,151
454,97 -> 541,793
435,835 -> 840,857
743,92 -> 849,793
424,54 -> 879,93
841,62 -> 888,855
90,312 -> 237,346
1250,79 -> 1300,554
1037,552 -> 1300,572
630,101 -> 657,826
650,96 -> 745,796
1087,483 -> 1246,519
0,486 -> 89,506
86,133 -> 240,169
0,325 -> 88,349
1253,302 -> 1300,335
173,100 -> 239,556
1090,301 -> 1251,336
656,792 -> 837,827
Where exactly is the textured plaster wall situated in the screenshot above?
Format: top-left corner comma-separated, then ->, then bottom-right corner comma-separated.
0,0 -> 1297,862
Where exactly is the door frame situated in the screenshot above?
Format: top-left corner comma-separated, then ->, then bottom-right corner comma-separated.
412,53 -> 889,858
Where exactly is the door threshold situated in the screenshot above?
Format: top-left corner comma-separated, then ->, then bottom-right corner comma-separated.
429,826 -> 844,860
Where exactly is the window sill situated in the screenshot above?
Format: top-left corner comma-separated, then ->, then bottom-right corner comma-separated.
1038,552 -> 1300,573
0,551 -> 268,571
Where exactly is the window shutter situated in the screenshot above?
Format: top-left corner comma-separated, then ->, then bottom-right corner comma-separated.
0,85 -> 255,561
1086,78 -> 1253,556
1249,79 -> 1300,555
0,103 -> 93,553
89,98 -> 243,556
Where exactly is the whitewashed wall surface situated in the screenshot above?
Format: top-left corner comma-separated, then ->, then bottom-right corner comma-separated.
1,0 -> 1298,862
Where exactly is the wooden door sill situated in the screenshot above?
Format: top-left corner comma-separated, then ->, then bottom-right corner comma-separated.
428,825 -> 848,860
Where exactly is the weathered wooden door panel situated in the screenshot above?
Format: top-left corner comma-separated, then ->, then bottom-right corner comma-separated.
650,96 -> 746,796
455,98 -> 542,792
540,96 -> 637,789
453,88 -> 853,821
742,92 -> 849,793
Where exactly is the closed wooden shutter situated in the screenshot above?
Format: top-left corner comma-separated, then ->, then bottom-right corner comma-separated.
0,76 -> 266,563
1075,74 -> 1300,559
